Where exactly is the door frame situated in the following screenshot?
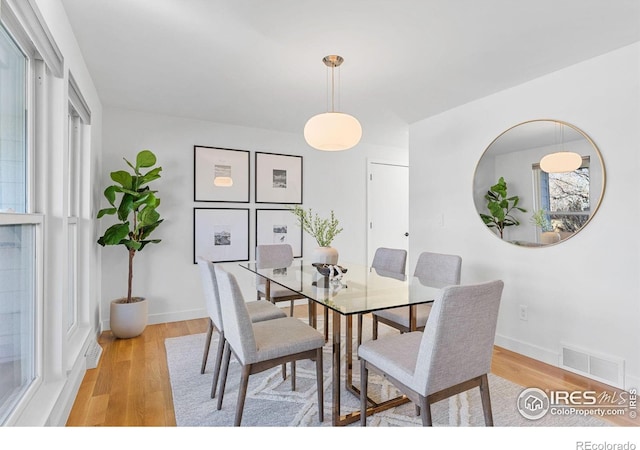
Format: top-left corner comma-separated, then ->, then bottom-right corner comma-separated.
366,158 -> 409,267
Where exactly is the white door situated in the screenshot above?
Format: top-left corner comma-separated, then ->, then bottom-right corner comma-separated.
367,161 -> 409,266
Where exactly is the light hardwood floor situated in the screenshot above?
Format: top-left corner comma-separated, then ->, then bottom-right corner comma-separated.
66,310 -> 638,427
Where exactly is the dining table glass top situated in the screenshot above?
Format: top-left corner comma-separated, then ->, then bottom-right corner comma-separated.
239,259 -> 445,316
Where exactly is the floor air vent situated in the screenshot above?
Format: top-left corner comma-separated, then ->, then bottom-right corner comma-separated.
560,344 -> 624,388
85,340 -> 103,370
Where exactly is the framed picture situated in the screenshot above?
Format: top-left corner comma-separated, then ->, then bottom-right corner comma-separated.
193,208 -> 249,263
255,208 -> 303,258
194,146 -> 250,202
255,152 -> 302,204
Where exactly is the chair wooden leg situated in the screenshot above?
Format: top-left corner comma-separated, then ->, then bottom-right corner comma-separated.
291,361 -> 296,391
210,331 -> 226,398
235,364 -> 251,426
289,300 -> 294,317
201,319 -> 214,374
315,348 -> 324,423
324,306 -> 329,341
308,301 -> 315,329
357,314 -> 363,347
479,374 -> 494,426
419,396 -> 432,426
360,359 -> 368,426
372,315 -> 379,340
217,341 -> 232,410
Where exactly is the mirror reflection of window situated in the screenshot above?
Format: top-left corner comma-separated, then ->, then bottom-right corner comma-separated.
532,157 -> 590,234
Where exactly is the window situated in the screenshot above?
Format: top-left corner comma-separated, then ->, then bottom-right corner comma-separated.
0,24 -> 27,213
533,157 -> 591,233
0,22 -> 36,424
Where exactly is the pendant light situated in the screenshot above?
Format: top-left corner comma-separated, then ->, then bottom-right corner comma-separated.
304,55 -> 362,151
539,123 -> 582,173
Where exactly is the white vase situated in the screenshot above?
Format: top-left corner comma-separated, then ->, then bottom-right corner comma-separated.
541,231 -> 561,245
311,246 -> 338,265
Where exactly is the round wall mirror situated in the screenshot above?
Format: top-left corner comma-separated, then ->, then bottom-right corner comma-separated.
473,119 -> 605,247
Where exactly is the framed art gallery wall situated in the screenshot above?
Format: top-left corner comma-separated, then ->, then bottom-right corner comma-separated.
194,146 -> 250,202
255,152 -> 303,204
193,208 -> 249,263
255,208 -> 303,258
193,146 -> 304,263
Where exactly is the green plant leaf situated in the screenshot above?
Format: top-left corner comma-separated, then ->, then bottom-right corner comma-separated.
117,193 -> 135,222
136,150 -> 156,169
138,239 -> 161,251
103,185 -> 118,206
139,167 -> 162,186
122,239 -> 142,251
97,207 -> 117,219
139,219 -> 163,240
111,170 -> 133,189
138,206 -> 160,228
97,222 -> 130,246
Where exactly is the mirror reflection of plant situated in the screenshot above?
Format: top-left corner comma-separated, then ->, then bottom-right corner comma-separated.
479,177 -> 526,239
530,209 -> 553,232
289,205 -> 343,247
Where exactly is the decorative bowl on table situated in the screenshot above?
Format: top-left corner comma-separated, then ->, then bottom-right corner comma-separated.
312,263 -> 347,277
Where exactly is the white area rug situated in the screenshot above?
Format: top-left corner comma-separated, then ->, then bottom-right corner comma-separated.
165,332 -> 608,427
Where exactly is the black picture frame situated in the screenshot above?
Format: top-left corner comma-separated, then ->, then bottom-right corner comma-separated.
194,146 -> 250,202
255,152 -> 303,204
255,208 -> 303,258
193,207 -> 250,263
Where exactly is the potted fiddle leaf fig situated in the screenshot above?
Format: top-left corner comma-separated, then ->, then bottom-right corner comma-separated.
479,176 -> 526,239
97,149 -> 163,338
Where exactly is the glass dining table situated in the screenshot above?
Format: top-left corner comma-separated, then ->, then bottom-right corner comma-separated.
239,259 -> 443,426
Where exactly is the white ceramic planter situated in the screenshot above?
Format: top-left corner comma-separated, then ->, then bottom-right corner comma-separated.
110,297 -> 148,339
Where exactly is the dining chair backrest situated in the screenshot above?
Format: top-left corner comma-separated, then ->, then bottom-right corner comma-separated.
255,243 -> 294,286
256,243 -> 294,269
413,251 -> 462,286
414,280 -> 504,396
371,247 -> 407,275
215,265 -> 257,365
196,257 -> 223,330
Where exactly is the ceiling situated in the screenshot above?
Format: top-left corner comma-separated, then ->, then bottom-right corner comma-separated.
60,0 -> 640,147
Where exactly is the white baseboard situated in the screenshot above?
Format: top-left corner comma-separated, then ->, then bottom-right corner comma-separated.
494,333 -> 559,367
495,333 -> 639,392
101,307 -> 207,331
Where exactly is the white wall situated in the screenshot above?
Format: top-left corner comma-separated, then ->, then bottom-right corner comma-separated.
101,108 -> 407,328
409,42 -> 640,389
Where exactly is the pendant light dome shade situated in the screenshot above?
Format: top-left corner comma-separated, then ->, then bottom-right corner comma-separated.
304,55 -> 361,151
304,112 -> 362,151
540,151 -> 582,173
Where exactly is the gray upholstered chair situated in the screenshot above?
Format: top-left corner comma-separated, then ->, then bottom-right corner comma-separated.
215,265 -> 325,426
256,243 -> 329,339
372,251 -> 461,339
359,279 -> 504,426
196,257 -> 286,398
358,247 -> 408,345
255,244 -> 304,316
371,247 -> 408,276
